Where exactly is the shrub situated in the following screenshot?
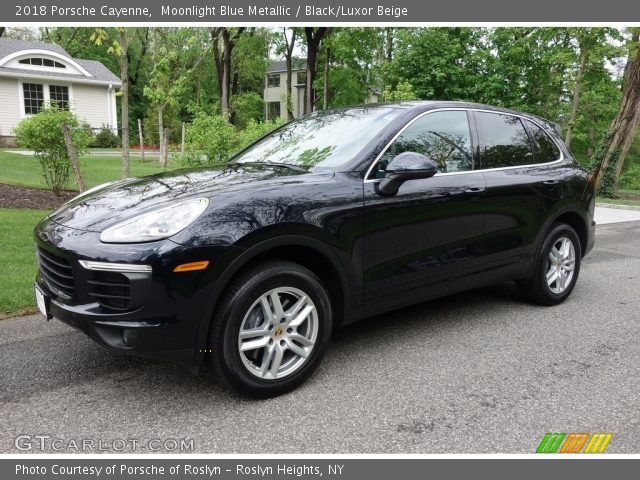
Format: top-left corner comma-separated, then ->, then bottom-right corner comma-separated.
182,112 -> 284,167
13,107 -> 92,195
184,111 -> 236,165
236,118 -> 284,150
230,92 -> 265,129
619,163 -> 640,191
91,125 -> 120,148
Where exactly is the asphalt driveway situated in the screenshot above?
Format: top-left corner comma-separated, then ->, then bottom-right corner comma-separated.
1,220 -> 639,453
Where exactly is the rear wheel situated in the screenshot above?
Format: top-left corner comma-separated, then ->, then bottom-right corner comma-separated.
517,223 -> 581,305
208,260 -> 333,398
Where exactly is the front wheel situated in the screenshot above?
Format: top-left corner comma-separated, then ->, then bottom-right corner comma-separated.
517,223 -> 582,306
208,260 -> 333,398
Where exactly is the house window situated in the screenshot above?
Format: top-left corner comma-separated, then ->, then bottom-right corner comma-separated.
23,83 -> 44,114
19,58 -> 66,69
267,102 -> 280,120
49,85 -> 69,110
267,74 -> 280,88
296,71 -> 307,85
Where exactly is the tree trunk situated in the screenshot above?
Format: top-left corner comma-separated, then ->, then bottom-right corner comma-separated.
385,28 -> 393,62
304,28 -> 327,114
323,45 -> 330,110
211,30 -> 223,100
220,31 -> 232,117
158,105 -> 165,167
162,128 -> 169,169
592,36 -> 640,195
118,30 -> 130,179
565,44 -> 589,148
138,118 -> 145,163
62,124 -> 85,193
284,28 -> 296,121
211,28 -> 245,120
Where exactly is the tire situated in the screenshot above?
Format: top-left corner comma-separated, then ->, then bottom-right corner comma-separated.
517,223 -> 582,306
207,260 -> 333,398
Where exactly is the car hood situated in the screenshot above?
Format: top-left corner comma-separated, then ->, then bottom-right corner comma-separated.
48,163 -> 333,232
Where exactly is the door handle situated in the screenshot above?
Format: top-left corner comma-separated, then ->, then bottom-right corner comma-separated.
464,186 -> 485,193
540,180 -> 560,188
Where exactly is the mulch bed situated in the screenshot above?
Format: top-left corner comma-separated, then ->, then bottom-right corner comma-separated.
0,183 -> 76,210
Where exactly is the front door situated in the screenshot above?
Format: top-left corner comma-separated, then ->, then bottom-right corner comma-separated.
362,110 -> 486,316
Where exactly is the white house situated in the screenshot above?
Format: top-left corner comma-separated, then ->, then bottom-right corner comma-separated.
0,38 -> 121,146
264,59 -> 307,120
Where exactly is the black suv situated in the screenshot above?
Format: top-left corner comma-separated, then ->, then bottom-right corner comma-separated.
35,101 -> 595,397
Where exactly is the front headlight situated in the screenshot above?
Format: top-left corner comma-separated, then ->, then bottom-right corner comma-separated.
100,198 -> 209,243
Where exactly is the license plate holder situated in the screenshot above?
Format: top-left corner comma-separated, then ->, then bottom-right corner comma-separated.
35,285 -> 52,320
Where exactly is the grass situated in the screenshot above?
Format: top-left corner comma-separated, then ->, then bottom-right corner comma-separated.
0,208 -> 49,319
619,188 -> 640,196
596,197 -> 640,207
0,150 -> 170,191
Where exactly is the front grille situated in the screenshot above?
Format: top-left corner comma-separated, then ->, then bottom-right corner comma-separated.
87,272 -> 131,311
37,247 -> 74,298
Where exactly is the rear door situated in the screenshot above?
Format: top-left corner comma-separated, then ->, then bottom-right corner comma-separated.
362,109 -> 487,316
474,111 -> 566,282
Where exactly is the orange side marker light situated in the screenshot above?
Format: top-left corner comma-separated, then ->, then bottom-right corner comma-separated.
173,261 -> 210,272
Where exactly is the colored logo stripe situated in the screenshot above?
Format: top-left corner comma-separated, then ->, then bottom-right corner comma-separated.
537,433 -> 613,453
537,433 -> 566,453
560,433 -> 589,453
584,433 -> 613,453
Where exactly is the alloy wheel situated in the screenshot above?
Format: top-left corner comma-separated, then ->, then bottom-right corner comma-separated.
237,287 -> 318,380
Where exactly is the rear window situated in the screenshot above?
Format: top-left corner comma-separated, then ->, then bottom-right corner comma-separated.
524,120 -> 561,164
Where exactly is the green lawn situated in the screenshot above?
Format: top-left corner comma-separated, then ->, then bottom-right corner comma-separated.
0,208 -> 49,318
0,150 -> 169,191
596,196 -> 640,207
619,188 -> 640,196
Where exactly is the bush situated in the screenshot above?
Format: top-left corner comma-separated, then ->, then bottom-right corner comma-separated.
619,163 -> 640,191
91,125 -> 120,148
230,92 -> 265,129
236,118 -> 284,150
185,111 -> 236,165
183,112 -> 284,167
13,107 -> 92,195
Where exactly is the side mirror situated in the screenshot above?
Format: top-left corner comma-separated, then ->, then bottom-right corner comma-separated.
376,152 -> 438,196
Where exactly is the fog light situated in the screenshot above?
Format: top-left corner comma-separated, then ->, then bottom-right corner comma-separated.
122,329 -> 138,346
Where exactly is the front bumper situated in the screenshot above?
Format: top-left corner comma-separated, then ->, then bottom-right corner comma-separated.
34,216 -> 238,365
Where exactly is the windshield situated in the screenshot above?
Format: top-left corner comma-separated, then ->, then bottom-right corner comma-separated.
232,107 -> 403,171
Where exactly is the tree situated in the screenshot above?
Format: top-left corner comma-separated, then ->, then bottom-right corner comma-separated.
144,44 -> 188,168
91,28 -> 131,178
592,31 -> 640,196
0,27 -> 5,38
304,28 -> 328,113
210,27 -> 246,118
274,27 -> 299,120
564,29 -> 618,148
322,29 -> 332,110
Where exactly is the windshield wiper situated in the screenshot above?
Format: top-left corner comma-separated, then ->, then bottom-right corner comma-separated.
238,161 -> 306,172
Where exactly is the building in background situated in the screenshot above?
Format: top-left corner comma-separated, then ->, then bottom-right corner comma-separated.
0,38 -> 120,146
264,58 -> 381,120
264,59 -> 307,120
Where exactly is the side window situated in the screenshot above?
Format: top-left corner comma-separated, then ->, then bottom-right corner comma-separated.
475,112 -> 534,169
373,110 -> 473,178
523,120 -> 561,164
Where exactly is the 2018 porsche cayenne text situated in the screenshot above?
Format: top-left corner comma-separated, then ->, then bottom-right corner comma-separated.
34,101 -> 595,397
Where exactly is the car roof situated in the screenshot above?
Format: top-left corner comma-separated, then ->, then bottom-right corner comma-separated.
378,100 -> 562,137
